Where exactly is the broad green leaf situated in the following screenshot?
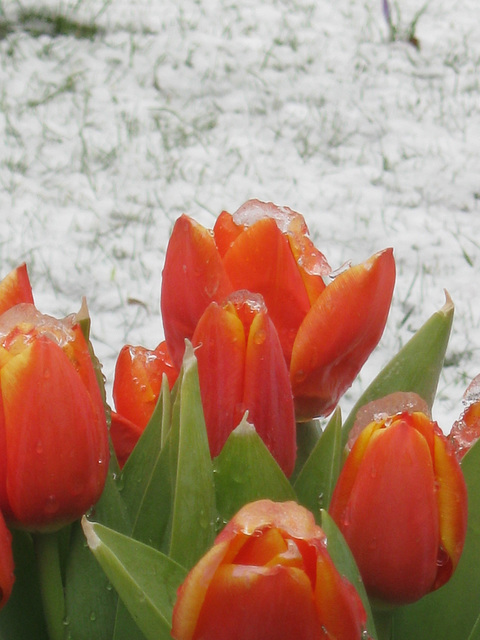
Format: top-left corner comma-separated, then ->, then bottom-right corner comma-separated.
168,343 -> 216,569
391,437 -> 480,640
64,469 -> 131,640
321,510 -> 378,640
294,409 -> 342,520
342,293 -> 454,444
213,414 -> 296,523
0,530 -> 48,640
82,519 -> 187,640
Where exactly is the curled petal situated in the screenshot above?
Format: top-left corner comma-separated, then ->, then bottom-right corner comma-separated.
161,215 -> 233,369
291,248 -> 396,419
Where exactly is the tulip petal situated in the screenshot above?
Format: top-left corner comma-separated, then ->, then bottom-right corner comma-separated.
291,247 -> 395,419
1,338 -> 108,529
110,411 -> 144,469
193,564 -> 319,640
161,215 -> 233,369
433,433 -> 468,589
192,302 -> 246,458
223,217 -> 311,364
243,311 -> 297,477
314,544 -> 368,640
212,210 -> 244,257
0,264 -> 34,315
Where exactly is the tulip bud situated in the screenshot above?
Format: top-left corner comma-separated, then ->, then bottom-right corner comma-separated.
192,291 -> 296,476
0,304 -> 109,531
171,499 -> 367,640
329,411 -> 468,605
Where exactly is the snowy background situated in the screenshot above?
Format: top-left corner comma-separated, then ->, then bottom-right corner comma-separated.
1,0 -> 479,431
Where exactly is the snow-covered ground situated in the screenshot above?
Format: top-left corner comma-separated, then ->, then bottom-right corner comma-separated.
1,0 -> 479,431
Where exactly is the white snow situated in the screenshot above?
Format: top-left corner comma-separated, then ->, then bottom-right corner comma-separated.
1,0 -> 479,432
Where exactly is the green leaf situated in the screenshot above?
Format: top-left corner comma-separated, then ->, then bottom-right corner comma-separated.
64,467 -> 131,640
0,530 -> 48,640
391,438 -> 480,640
342,293 -> 454,445
213,414 -> 297,523
120,376 -> 172,549
321,510 -> 378,640
168,343 -> 216,569
294,409 -> 342,519
82,519 -> 187,640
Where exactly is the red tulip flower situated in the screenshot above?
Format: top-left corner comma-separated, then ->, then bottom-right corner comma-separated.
0,304 -> 109,531
161,200 -> 395,420
171,499 -> 367,640
191,291 -> 296,476
111,341 -> 178,466
329,411 -> 468,605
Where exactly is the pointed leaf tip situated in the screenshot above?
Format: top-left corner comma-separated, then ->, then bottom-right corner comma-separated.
81,516 -> 100,551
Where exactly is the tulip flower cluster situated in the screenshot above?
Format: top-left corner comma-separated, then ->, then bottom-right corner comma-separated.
112,200 -> 396,475
0,200 -> 477,640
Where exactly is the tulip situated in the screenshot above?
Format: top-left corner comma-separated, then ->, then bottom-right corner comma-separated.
0,263 -> 34,315
329,411 -> 468,605
113,341 -> 178,430
171,499 -> 367,640
111,341 -> 178,466
161,200 -> 395,420
0,303 -> 109,531
191,291 -> 296,476
0,510 -> 14,609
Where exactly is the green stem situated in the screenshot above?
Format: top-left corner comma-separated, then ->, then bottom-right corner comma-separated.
34,531 -> 66,640
373,607 -> 394,640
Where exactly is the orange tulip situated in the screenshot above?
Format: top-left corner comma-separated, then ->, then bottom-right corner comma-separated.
161,200 -> 395,420
171,499 -> 367,640
111,341 -> 178,466
113,341 -> 178,429
0,304 -> 109,531
191,291 -> 296,476
329,411 -> 468,605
